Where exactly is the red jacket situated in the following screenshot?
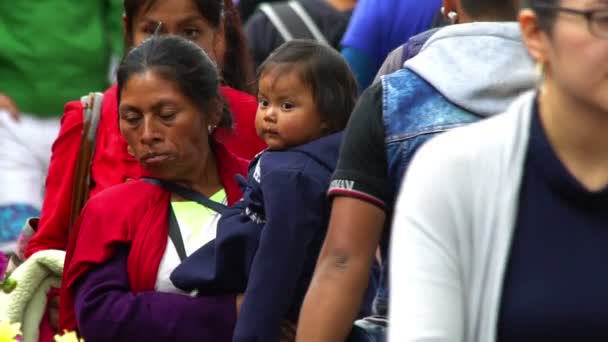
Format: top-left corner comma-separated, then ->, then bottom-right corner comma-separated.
26,85 -> 264,258
60,142 -> 248,331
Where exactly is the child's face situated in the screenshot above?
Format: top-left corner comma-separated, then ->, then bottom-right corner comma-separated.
255,70 -> 328,150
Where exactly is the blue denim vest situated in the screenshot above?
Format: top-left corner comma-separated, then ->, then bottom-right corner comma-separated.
374,68 -> 481,316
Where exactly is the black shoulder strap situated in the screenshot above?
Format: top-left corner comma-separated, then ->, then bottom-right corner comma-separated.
168,206 -> 188,261
142,178 -> 228,261
259,0 -> 329,44
142,178 -> 228,214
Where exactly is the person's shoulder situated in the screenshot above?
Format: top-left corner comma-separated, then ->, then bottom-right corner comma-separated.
219,86 -> 257,119
220,86 -> 256,105
356,82 -> 383,113
375,46 -> 406,82
61,85 -> 116,123
215,141 -> 250,176
245,5 -> 273,31
380,68 -> 444,108
381,67 -> 418,83
414,93 -> 532,170
261,147 -> 335,185
85,180 -> 164,211
103,84 -> 118,98
259,150 -> 308,172
256,149 -> 320,182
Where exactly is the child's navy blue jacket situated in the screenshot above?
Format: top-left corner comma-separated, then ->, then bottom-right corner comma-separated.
171,132 -> 377,341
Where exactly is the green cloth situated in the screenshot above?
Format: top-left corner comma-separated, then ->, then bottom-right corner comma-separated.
171,189 -> 227,237
0,1 -> 124,117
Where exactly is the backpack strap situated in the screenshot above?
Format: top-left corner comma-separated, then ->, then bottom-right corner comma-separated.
69,92 -> 104,230
259,0 -> 329,45
141,178 -> 228,215
142,178 -> 229,262
168,206 -> 188,262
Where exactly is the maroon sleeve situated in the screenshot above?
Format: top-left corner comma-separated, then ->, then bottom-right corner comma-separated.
74,244 -> 237,342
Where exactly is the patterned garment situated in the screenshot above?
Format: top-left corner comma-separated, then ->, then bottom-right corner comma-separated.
0,204 -> 39,252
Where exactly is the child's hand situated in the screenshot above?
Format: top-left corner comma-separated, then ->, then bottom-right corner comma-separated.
49,295 -> 60,332
279,321 -> 296,342
236,293 -> 245,316
0,93 -> 19,121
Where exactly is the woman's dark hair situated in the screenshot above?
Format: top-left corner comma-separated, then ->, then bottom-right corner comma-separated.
526,0 -> 559,32
257,40 -> 358,134
123,0 -> 254,93
116,35 -> 232,128
461,0 -> 520,21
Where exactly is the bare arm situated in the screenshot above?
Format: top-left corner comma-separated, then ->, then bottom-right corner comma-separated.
296,196 -> 385,342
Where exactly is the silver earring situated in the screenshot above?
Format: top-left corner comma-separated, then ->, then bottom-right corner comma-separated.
441,6 -> 459,25
208,124 -> 217,134
448,11 -> 458,24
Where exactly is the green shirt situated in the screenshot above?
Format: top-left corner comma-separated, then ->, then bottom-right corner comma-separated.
171,189 -> 227,241
0,1 -> 124,117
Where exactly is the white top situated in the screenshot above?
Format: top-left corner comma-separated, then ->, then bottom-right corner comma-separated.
155,191 -> 227,294
388,92 -> 536,342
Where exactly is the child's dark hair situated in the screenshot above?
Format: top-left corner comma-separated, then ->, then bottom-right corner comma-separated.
123,0 -> 254,93
116,35 -> 232,128
257,40 -> 358,134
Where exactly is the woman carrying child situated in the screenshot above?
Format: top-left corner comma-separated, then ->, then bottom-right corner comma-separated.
171,40 -> 377,341
25,0 -> 265,260
60,36 -> 248,341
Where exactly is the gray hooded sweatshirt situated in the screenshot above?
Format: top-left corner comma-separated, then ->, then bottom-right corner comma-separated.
404,22 -> 536,117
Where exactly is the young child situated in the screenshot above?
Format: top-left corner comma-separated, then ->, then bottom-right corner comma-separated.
171,40 -> 377,341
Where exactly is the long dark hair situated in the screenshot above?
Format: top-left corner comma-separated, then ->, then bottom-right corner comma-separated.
117,35 -> 232,128
123,0 -> 254,93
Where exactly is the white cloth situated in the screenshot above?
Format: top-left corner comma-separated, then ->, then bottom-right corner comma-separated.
155,200 -> 226,294
0,249 -> 65,342
388,92 -> 535,342
0,111 -> 60,208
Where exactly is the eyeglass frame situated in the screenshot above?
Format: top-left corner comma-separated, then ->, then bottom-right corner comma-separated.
533,4 -> 608,39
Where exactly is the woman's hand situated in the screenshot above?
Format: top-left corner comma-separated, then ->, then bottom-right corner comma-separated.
49,295 -> 60,332
0,93 -> 19,121
279,321 -> 296,342
236,293 -> 245,315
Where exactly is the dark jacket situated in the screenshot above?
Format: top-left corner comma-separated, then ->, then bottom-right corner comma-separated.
172,132 -> 376,341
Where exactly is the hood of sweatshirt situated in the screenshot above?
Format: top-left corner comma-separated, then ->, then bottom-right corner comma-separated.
405,22 -> 537,117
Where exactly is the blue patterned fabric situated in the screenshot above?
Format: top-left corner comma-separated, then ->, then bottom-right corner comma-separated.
375,68 -> 482,316
0,204 -> 39,245
382,68 -> 480,193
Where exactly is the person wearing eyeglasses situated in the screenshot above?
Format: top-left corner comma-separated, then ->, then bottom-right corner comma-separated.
297,0 -> 536,341
389,0 -> 608,341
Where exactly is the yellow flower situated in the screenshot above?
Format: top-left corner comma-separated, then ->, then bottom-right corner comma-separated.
0,320 -> 21,342
54,330 -> 85,342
